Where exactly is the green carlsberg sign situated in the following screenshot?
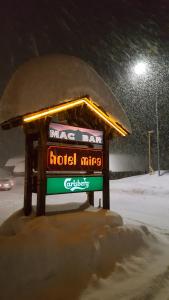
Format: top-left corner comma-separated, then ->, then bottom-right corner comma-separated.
47,176 -> 103,195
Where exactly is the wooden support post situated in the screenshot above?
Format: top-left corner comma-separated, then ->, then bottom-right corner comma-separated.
88,191 -> 94,206
103,131 -> 110,210
36,119 -> 48,216
24,131 -> 33,216
87,143 -> 94,206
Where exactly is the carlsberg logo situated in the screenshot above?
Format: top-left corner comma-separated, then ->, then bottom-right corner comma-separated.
64,178 -> 90,192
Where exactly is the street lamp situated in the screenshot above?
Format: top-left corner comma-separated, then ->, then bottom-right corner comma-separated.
133,61 -> 160,176
148,130 -> 154,174
155,94 -> 160,176
133,61 -> 148,76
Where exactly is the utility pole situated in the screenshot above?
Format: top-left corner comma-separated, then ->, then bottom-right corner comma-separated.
148,130 -> 154,174
155,94 -> 160,176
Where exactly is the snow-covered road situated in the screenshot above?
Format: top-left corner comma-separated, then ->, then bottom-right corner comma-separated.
109,171 -> 169,234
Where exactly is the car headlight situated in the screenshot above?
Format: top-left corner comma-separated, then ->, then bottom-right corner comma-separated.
4,184 -> 10,188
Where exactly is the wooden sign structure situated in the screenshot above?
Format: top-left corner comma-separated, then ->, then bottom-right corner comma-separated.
23,119 -> 110,216
0,55 -> 131,218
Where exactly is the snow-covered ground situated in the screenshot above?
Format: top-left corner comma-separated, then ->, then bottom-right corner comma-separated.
0,171 -> 169,234
110,171 -> 169,234
1,172 -> 169,300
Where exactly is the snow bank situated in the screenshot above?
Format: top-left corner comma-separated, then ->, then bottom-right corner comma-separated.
1,173 -> 169,299
5,156 -> 25,175
81,234 -> 169,300
13,161 -> 25,174
5,156 -> 24,167
109,171 -> 169,232
0,209 -> 151,300
110,171 -> 169,195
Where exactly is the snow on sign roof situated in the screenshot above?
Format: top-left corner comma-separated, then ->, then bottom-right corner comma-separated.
0,54 -> 131,135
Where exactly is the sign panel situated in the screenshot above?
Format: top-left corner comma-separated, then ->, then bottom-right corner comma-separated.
49,123 -> 103,144
47,176 -> 103,195
47,146 -> 103,171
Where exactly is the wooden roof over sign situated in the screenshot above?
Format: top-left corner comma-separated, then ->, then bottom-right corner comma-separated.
0,54 -> 131,135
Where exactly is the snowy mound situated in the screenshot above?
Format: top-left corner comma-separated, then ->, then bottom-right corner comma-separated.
0,209 -> 152,300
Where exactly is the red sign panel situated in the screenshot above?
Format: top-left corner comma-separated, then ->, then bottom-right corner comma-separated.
47,146 -> 103,171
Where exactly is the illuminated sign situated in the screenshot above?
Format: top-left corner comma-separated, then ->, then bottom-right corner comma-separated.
49,123 -> 103,144
47,146 -> 103,171
47,176 -> 103,194
23,98 -> 128,136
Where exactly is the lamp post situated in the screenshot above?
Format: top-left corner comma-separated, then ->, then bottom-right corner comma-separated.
155,94 -> 160,176
133,61 -> 161,176
148,130 -> 154,174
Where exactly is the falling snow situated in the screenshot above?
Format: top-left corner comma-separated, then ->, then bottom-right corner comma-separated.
0,0 -> 169,169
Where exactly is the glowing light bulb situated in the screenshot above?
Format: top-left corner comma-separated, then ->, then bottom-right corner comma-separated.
133,62 -> 147,75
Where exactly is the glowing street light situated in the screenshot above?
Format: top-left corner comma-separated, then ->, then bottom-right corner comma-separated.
133,61 -> 148,76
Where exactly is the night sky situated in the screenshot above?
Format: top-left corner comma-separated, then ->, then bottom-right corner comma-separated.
0,0 -> 169,169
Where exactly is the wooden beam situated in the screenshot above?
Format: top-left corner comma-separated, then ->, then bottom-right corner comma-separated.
87,143 -> 95,206
103,130 -> 110,210
36,119 -> 48,216
87,191 -> 94,206
24,130 -> 33,216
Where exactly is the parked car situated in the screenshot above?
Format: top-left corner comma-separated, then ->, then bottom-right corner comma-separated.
0,178 -> 14,191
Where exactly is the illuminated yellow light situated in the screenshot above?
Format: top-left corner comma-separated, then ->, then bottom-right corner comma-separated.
23,98 -> 128,136
23,99 -> 83,122
83,98 -> 127,136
